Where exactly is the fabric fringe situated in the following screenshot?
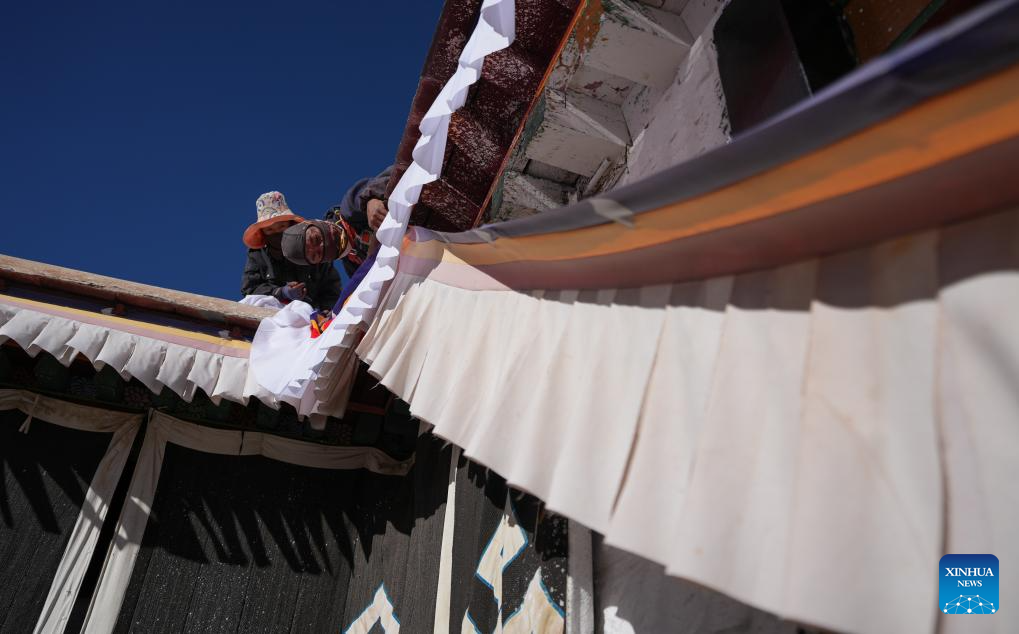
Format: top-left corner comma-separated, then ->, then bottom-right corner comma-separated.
357,207 -> 1019,634
0,303 -> 277,409
249,0 -> 517,418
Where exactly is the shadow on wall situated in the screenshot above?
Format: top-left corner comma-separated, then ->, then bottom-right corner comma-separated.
0,415 -> 113,632
133,438 -> 448,574
593,540 -> 816,634
0,414 -> 110,534
0,412 -> 445,577
104,433 -> 453,633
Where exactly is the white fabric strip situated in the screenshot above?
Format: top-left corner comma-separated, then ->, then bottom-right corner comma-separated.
356,206 -> 1019,634
362,284 -> 669,533
0,302 -> 275,410
936,210 -> 1019,634
238,294 -> 285,310
0,390 -> 141,432
607,276 -> 732,563
665,261 -> 817,618
82,410 -> 414,634
0,389 -> 143,634
82,410 -> 165,634
432,445 -> 461,634
249,0 -> 517,419
782,234 -> 940,633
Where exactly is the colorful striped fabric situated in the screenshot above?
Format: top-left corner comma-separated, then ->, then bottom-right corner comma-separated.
406,0 -> 1019,291
352,4 -> 1019,634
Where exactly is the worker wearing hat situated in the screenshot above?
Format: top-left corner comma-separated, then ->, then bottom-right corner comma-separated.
279,219 -> 352,267
240,191 -> 341,310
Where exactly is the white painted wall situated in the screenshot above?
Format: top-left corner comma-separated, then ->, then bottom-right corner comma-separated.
489,0 -> 732,221
615,0 -> 731,188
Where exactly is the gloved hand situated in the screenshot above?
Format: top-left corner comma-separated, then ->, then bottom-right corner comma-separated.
277,282 -> 306,302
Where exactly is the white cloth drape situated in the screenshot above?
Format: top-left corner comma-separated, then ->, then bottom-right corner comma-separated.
356,207 -> 1019,634
239,294 -> 285,310
249,0 -> 517,420
0,299 -> 279,409
0,389 -> 143,634
81,410 -> 414,634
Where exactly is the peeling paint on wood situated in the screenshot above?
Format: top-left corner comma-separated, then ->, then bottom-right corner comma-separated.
569,66 -> 636,106
585,5 -> 692,89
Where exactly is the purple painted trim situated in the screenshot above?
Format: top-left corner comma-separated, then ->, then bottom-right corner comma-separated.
429,0 -> 1019,245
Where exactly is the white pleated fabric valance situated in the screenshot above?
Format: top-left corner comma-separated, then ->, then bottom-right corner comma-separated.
0,297 -> 279,409
249,0 -> 516,418
357,207 -> 1019,634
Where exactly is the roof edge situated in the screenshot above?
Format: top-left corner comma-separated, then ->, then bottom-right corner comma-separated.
0,254 -> 273,330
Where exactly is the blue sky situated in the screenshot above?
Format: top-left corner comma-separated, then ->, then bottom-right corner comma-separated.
0,1 -> 441,299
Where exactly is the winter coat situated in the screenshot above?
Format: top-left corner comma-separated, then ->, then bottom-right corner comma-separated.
240,248 -> 342,312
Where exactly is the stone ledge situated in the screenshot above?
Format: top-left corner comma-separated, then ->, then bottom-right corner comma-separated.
0,254 -> 274,330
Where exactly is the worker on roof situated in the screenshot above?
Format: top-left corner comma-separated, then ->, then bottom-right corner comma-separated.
281,210 -> 372,312
324,165 -> 393,276
280,219 -> 352,267
240,191 -> 341,311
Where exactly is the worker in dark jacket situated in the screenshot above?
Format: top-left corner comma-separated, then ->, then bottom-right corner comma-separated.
280,220 -> 352,267
324,165 -> 393,276
240,191 -> 341,311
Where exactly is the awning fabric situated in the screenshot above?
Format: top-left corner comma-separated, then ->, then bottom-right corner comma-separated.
247,2 -> 1019,633
0,295 -> 278,409
1,390 -> 788,634
361,207 -> 1019,634
249,0 -> 517,417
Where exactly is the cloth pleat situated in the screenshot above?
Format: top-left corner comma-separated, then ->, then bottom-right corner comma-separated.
357,206 -> 1019,634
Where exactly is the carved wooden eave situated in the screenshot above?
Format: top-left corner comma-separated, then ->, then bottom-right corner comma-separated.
385,0 -> 585,231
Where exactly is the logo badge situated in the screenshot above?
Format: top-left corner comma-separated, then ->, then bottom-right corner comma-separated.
940,554 -> 999,615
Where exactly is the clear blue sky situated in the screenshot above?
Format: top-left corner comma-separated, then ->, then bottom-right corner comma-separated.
0,1 -> 442,299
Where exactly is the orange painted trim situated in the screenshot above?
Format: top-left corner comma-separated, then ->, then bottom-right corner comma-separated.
446,61 -> 1019,265
471,0 -> 593,227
